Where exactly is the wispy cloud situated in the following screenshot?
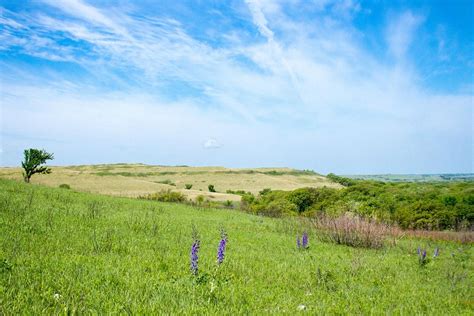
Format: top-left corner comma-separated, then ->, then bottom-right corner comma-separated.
386,11 -> 424,60
0,0 -> 471,172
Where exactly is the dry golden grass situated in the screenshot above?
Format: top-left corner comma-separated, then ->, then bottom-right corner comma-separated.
0,164 -> 340,201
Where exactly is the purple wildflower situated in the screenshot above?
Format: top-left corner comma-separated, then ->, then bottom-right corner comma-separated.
297,237 -> 301,249
417,246 -> 421,255
302,232 -> 308,249
417,248 -> 429,266
190,226 -> 200,275
433,248 -> 439,258
217,229 -> 228,264
190,239 -> 200,275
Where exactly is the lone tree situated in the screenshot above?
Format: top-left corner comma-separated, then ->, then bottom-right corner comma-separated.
21,148 -> 54,183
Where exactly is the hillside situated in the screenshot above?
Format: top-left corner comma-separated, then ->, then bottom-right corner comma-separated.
0,164 -> 340,202
0,179 -> 472,313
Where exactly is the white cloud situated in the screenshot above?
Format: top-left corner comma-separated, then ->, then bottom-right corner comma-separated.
203,138 -> 221,149
0,1 -> 471,172
386,11 -> 424,60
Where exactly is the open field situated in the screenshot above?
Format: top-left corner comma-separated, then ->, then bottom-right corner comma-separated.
0,164 -> 340,202
0,179 -> 473,314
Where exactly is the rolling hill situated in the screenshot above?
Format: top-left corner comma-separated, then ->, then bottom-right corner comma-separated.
0,164 -> 340,202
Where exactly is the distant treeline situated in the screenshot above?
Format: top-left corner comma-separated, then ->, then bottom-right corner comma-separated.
344,173 -> 474,182
240,175 -> 474,230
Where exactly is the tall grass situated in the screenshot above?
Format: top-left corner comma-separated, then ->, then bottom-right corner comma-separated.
1,179 -> 473,314
312,214 -> 393,249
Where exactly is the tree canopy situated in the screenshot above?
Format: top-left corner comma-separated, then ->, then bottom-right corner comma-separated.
21,148 -> 54,183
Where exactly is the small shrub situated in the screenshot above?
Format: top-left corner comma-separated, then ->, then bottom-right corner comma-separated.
227,189 -> 251,196
140,190 -> 186,203
156,179 -> 175,186
313,214 -> 390,249
195,195 -> 205,205
224,200 -> 233,208
254,199 -> 297,217
185,184 -> 193,190
208,184 -> 216,192
59,184 -> 71,189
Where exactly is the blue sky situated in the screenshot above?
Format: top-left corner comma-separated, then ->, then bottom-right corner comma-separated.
0,0 -> 472,174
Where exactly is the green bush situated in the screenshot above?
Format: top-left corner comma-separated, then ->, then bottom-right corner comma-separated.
288,188 -> 317,213
185,184 -> 193,190
156,179 -> 175,186
59,184 -> 71,189
227,189 -> 251,196
241,180 -> 474,230
208,184 -> 216,192
256,199 -> 297,217
195,195 -> 205,205
140,190 -> 185,203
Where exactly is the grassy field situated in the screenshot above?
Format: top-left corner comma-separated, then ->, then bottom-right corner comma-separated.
0,164 -> 340,202
1,178 -> 473,314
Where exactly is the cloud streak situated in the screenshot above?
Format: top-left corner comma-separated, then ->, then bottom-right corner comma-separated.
0,0 -> 471,173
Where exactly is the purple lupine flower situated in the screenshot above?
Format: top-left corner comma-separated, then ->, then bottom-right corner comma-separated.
297,237 -> 301,249
190,240 -> 200,275
217,229 -> 228,264
417,246 -> 421,255
302,232 -> 308,249
417,248 -> 428,266
433,248 -> 439,258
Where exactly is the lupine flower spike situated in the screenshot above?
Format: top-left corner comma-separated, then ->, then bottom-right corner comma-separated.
190,227 -> 200,275
302,232 -> 309,249
433,248 -> 439,258
297,237 -> 301,249
418,248 -> 428,266
217,228 -> 227,265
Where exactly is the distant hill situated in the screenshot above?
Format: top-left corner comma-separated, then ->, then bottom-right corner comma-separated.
344,173 -> 474,182
0,164 -> 340,201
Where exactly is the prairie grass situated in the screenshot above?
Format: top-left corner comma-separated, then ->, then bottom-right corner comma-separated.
0,164 -> 339,201
312,214 -> 393,248
0,179 -> 473,314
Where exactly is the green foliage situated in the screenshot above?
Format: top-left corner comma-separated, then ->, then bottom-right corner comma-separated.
226,189 -> 252,196
185,184 -> 193,190
208,184 -> 216,192
155,179 -> 176,186
224,200 -> 233,208
195,195 -> 205,205
21,148 -> 54,183
140,190 -> 186,203
0,178 -> 472,314
242,180 -> 474,230
59,184 -> 71,189
326,173 -> 356,186
288,188 -> 317,213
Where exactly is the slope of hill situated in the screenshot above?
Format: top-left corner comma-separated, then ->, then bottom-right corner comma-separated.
0,179 -> 472,314
0,164 -> 340,201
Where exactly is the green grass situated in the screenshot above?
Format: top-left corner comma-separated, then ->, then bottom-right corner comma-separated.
0,179 -> 472,314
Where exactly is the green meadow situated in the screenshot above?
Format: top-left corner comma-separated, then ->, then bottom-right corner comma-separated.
0,178 -> 473,314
